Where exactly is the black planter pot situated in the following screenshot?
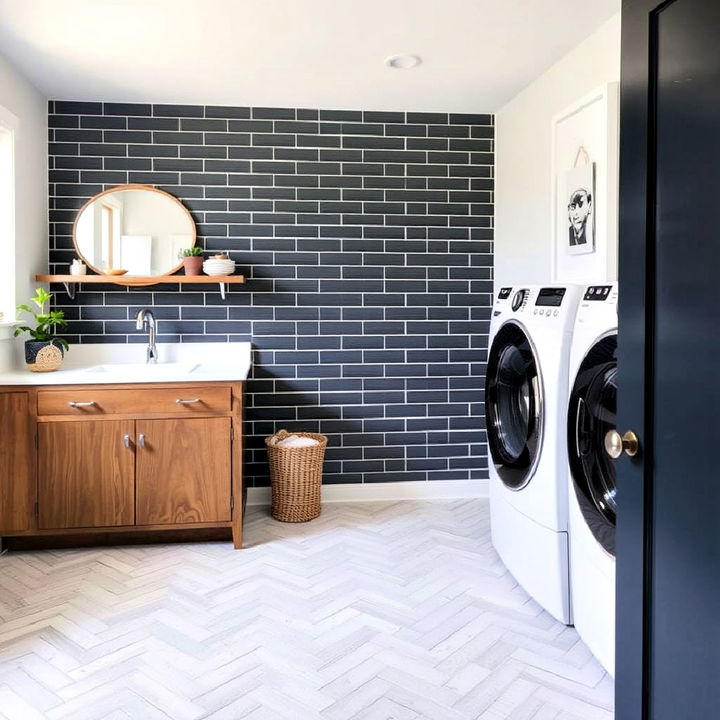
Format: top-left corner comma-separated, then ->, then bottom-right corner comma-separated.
25,340 -> 65,372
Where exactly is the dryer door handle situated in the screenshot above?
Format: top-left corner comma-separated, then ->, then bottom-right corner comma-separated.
575,397 -> 586,456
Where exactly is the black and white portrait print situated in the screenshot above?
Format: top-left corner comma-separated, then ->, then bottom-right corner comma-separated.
564,163 -> 595,255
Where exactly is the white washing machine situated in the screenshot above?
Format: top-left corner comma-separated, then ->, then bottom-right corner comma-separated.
566,282 -> 618,675
485,284 -> 582,625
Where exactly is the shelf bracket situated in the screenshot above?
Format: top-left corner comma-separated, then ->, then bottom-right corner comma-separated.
63,282 -> 77,301
219,282 -> 227,300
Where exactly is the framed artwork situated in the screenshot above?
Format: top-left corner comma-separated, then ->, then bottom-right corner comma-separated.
551,83 -> 619,282
564,162 -> 595,256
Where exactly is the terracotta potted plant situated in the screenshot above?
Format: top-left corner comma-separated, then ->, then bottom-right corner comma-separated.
181,247 -> 204,276
14,288 -> 70,372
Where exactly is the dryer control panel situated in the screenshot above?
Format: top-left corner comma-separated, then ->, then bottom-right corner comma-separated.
583,285 -> 613,301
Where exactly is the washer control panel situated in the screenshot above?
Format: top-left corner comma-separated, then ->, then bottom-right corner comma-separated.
494,286 -> 578,319
531,287 -> 571,318
535,287 -> 566,307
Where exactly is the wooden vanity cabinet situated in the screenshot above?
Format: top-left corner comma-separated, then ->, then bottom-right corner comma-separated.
135,416 -> 232,525
0,392 -> 35,533
0,381 -> 244,549
38,419 -> 135,529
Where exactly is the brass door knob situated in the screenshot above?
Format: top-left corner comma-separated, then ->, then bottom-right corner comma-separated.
605,429 -> 639,459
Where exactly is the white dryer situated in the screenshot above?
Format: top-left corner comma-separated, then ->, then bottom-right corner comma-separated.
485,284 -> 582,624
566,282 -> 618,675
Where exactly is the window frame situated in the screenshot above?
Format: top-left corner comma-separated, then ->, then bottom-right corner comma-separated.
0,103 -> 18,334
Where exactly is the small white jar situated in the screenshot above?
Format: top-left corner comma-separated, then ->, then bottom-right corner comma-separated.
70,258 -> 87,276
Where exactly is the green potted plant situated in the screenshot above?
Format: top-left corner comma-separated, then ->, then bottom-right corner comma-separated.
14,288 -> 70,372
181,247 -> 204,276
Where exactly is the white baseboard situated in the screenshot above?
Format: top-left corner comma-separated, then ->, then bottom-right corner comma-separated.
246,479 -> 488,507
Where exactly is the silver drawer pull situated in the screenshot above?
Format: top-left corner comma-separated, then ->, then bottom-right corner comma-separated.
123,434 -> 131,449
138,434 -> 145,448
175,398 -> 201,404
68,400 -> 96,408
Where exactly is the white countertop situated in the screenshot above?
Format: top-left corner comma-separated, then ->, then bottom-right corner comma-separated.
0,342 -> 252,386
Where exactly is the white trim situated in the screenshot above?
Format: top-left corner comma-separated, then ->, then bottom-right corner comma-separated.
0,322 -> 20,341
246,479 -> 488,507
0,104 -> 18,321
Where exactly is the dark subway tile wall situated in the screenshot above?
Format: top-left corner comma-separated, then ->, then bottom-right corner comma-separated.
48,101 -> 493,487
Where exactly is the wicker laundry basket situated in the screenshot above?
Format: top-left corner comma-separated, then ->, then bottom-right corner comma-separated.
265,429 -> 327,522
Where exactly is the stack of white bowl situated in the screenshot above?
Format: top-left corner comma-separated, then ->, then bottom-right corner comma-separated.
202,256 -> 236,276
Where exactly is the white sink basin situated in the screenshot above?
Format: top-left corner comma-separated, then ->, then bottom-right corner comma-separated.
84,362 -> 200,376
0,342 -> 252,386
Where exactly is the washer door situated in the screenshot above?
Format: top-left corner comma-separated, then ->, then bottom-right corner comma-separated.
567,334 -> 617,556
485,322 -> 543,490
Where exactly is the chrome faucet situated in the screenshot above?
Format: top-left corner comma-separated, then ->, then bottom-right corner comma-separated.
135,309 -> 158,364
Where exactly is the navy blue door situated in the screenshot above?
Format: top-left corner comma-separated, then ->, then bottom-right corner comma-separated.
617,0 -> 720,717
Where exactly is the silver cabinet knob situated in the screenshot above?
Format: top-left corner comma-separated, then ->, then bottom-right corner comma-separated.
123,434 -> 131,449
138,434 -> 146,448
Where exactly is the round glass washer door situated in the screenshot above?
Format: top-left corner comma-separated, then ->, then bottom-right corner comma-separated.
567,334 -> 618,556
485,321 -> 543,490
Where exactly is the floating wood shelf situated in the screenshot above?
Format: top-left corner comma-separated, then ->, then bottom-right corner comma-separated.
36,274 -> 246,300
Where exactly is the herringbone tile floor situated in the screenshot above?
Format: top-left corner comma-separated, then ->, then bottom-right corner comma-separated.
0,499 -> 613,719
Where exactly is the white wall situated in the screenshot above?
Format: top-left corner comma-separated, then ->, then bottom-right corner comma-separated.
0,51 -> 48,370
494,13 -> 621,287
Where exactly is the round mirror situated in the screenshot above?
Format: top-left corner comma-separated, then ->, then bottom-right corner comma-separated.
73,185 -> 196,276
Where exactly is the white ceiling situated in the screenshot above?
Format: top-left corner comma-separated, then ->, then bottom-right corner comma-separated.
0,0 -> 620,112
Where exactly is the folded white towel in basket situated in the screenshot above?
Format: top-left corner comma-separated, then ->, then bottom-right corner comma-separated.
276,435 -> 319,448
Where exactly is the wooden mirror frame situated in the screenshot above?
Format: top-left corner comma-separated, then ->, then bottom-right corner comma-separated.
72,184 -> 197,276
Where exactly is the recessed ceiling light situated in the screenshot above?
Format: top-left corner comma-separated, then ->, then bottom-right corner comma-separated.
385,54 -> 422,70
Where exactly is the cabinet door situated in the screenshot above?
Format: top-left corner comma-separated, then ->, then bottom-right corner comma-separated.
136,417 -> 231,525
0,392 -> 33,532
38,420 -> 135,529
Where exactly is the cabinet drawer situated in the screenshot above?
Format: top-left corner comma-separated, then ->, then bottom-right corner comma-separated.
38,387 -> 231,417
